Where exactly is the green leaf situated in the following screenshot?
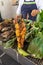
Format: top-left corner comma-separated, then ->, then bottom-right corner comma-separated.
18,48 -> 29,56
27,37 -> 43,59
4,38 -> 16,49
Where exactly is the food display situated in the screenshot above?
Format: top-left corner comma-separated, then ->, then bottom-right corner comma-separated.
0,11 -> 43,64
13,18 -> 26,49
0,19 -> 16,48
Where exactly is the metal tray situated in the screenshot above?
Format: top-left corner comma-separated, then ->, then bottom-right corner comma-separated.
0,46 -> 43,65
4,48 -> 38,65
5,48 -> 43,65
0,46 -> 4,55
0,46 -> 21,65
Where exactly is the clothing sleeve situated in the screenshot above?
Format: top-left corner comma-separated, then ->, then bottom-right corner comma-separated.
16,0 -> 24,16
35,0 -> 43,11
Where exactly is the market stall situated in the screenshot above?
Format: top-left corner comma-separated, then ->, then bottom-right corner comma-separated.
0,0 -> 43,65
0,10 -> 43,65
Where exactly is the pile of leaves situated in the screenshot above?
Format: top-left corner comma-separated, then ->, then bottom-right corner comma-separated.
26,10 -> 43,59
0,19 -> 16,48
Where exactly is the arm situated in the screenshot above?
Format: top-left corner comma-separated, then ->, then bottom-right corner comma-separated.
16,0 -> 24,16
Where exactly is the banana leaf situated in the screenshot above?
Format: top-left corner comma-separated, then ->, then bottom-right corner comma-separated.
4,37 -> 16,49
24,19 -> 32,23
39,22 -> 43,28
26,11 -> 43,59
27,35 -> 43,59
36,10 -> 43,22
17,48 -> 29,56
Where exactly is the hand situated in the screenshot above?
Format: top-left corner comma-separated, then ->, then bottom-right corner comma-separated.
15,15 -> 21,20
13,15 -> 21,24
31,9 -> 39,17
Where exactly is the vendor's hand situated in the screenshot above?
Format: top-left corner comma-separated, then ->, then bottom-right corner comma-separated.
15,15 -> 21,20
31,9 -> 39,17
13,15 -> 21,24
